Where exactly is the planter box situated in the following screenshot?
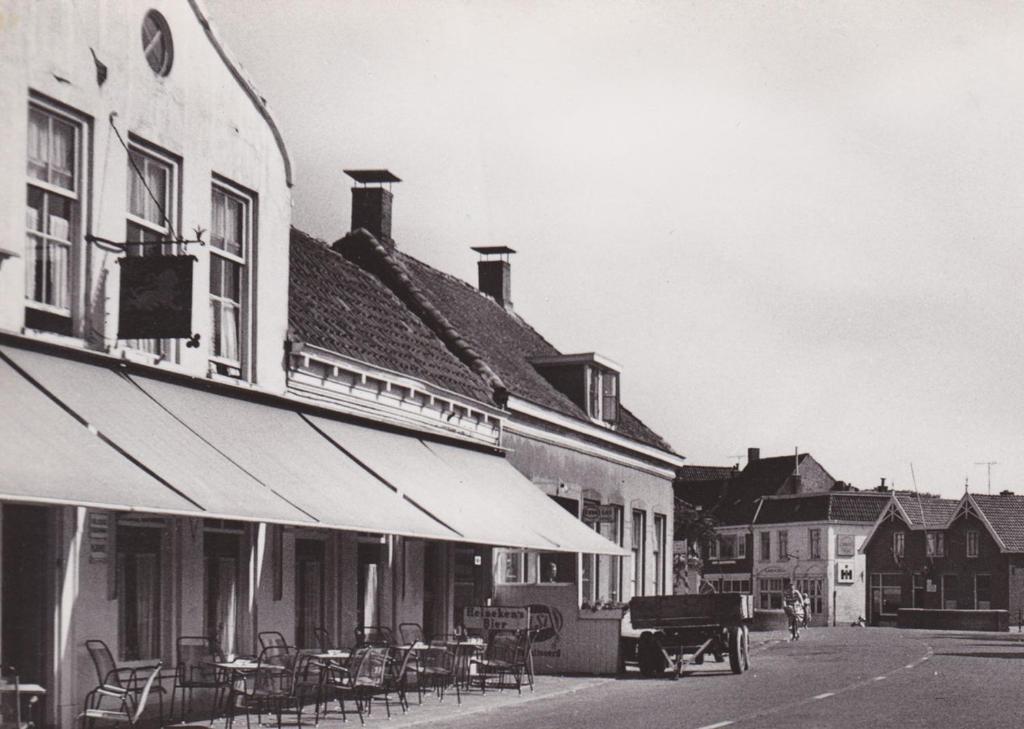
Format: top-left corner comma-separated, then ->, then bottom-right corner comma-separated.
897,608 -> 1009,632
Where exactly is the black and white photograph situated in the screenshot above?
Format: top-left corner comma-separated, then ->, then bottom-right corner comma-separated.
2,1 -> 1024,727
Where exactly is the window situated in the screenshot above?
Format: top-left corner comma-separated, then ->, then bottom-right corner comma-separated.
926,531 -> 945,558
210,185 -> 250,377
870,573 -> 902,617
498,549 -> 531,584
581,499 -> 600,603
966,529 -> 979,558
809,529 -> 822,560
295,539 -> 325,650
760,531 -> 771,561
205,529 -> 242,657
141,10 -> 173,76
721,579 -> 751,594
706,535 -> 718,561
892,531 -> 905,559
654,514 -> 667,595
975,574 -> 991,610
539,496 -> 578,584
912,573 -> 926,607
125,143 -> 179,358
796,578 -> 823,615
117,522 -> 163,661
602,505 -> 624,602
758,578 -> 789,609
631,509 -> 646,597
587,367 -> 619,425
25,103 -> 82,335
778,531 -> 789,561
941,574 -> 958,609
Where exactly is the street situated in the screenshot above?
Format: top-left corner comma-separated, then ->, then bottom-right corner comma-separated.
398,627 -> 1024,729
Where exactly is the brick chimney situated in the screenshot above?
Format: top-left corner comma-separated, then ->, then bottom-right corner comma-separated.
344,169 -> 401,248
747,447 -> 760,464
471,246 -> 516,309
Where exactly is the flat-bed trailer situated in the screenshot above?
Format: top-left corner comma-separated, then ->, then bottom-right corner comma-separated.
629,593 -> 753,679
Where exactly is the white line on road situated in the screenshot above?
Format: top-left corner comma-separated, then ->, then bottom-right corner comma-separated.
695,722 -> 735,729
812,692 -> 835,700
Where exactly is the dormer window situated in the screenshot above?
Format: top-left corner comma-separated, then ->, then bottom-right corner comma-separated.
530,352 -> 621,427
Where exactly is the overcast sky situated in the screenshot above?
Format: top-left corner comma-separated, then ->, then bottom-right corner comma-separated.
207,0 -> 1024,498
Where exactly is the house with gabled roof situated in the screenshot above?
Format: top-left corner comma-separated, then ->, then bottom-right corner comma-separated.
861,491 -> 1024,627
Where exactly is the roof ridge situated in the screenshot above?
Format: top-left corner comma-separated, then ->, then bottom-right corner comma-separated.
335,229 -> 509,407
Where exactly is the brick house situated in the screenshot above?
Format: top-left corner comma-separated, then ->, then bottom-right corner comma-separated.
862,492 -> 1024,626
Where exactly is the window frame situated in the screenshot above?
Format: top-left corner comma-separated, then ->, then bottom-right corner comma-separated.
653,513 -> 667,595
925,531 -> 945,558
809,528 -> 822,560
586,366 -> 619,425
966,529 -> 979,559
25,97 -> 88,332
974,573 -> 992,610
760,531 -> 771,561
115,518 -> 166,662
631,509 -> 647,597
209,180 -> 254,379
892,530 -> 905,560
778,530 -> 789,561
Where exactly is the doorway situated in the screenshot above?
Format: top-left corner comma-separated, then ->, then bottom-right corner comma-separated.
1,504 -> 51,684
452,544 -> 492,631
295,539 -> 325,648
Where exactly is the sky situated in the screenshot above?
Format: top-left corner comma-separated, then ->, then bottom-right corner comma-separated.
206,0 -> 1024,499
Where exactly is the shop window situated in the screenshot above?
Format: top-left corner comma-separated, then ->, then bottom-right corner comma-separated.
581,499 -> 600,603
760,531 -> 771,561
778,530 -> 789,561
758,577 -> 789,610
125,142 -> 180,360
721,579 -> 750,594
870,573 -> 902,617
706,536 -> 718,561
25,101 -> 84,336
926,531 -> 945,558
966,529 -> 979,559
796,578 -> 823,615
209,184 -> 251,378
975,574 -> 991,610
117,523 -> 163,661
809,529 -> 822,560
892,531 -> 905,560
631,509 -> 646,597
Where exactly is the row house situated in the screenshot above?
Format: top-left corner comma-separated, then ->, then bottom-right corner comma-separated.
0,3 -> 658,725
862,492 -> 1024,626
296,176 -> 685,673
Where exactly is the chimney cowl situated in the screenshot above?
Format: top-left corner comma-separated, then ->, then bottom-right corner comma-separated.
472,246 -> 516,309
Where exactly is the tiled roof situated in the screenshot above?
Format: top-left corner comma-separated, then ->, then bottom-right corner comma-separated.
753,493 -> 887,525
678,465 -> 738,482
391,250 -> 677,453
288,229 -> 493,404
971,494 -> 1024,552
828,493 -> 890,522
894,493 -> 960,528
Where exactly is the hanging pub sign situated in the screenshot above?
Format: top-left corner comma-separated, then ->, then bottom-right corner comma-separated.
117,254 -> 196,339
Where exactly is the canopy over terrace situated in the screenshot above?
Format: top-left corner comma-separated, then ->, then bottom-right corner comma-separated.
0,338 -> 626,555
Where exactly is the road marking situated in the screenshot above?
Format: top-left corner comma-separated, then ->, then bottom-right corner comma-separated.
905,664 -> 914,668
812,692 -> 835,700
873,676 -> 886,681
695,722 -> 734,729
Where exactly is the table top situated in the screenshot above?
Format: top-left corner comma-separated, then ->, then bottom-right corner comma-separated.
209,661 -> 262,671
0,682 -> 46,694
309,651 -> 351,660
395,642 -> 430,651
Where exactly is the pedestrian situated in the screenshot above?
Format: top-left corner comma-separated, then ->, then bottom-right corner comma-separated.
783,584 -> 806,640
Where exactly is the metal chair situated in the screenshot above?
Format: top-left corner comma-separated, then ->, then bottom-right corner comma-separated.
312,627 -> 333,652
170,636 -> 228,724
257,632 -> 288,652
326,646 -> 390,725
81,662 -> 162,728
1,668 -> 37,729
471,631 -> 529,694
414,646 -> 460,705
84,640 -> 165,723
398,623 -> 424,645
237,647 -> 302,729
321,647 -> 368,723
354,626 -> 392,647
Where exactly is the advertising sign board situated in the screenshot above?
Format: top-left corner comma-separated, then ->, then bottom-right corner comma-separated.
463,606 -> 530,631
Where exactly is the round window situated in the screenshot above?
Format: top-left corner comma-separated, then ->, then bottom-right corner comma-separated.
141,10 -> 173,76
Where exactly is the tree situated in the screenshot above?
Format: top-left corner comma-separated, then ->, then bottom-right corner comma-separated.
673,498 -> 720,591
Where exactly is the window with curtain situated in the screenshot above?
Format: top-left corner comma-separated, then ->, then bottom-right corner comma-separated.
125,144 -> 178,358
631,509 -> 646,597
581,498 -> 600,603
295,539 -> 325,649
601,505 -> 623,602
926,531 -> 945,557
117,524 -> 162,661
210,186 -> 249,377
205,531 -> 241,658
653,514 -> 667,595
25,103 -> 81,335
966,529 -> 979,558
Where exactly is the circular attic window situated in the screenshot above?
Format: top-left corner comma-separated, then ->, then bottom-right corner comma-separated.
141,10 -> 173,76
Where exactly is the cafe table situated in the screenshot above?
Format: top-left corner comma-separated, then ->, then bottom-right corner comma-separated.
0,681 -> 45,727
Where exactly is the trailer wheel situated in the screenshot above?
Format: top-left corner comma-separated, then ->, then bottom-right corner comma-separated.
728,626 -> 745,674
741,625 -> 751,671
638,631 -> 666,677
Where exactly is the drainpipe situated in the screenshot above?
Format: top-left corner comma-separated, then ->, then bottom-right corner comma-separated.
750,498 -> 766,601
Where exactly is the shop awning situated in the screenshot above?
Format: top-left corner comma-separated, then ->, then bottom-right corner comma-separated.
422,441 -> 630,556
307,415 -> 629,555
1,346 -> 317,525
0,353 -> 199,514
128,375 -> 459,541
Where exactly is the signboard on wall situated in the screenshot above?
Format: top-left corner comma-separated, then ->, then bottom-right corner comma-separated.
117,254 -> 195,339
836,534 -> 856,558
836,561 -> 855,584
463,605 -> 531,631
582,504 -> 618,524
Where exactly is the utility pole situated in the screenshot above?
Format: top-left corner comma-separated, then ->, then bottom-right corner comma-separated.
975,461 -> 997,495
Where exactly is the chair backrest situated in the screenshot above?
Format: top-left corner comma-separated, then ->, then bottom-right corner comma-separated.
313,627 -> 332,651
354,626 -> 391,647
85,640 -> 119,688
177,636 -> 220,684
353,646 -> 388,688
253,646 -> 297,697
486,631 -> 521,664
416,646 -> 453,673
0,667 -> 22,729
130,663 -> 162,726
398,623 -> 423,645
258,631 -> 288,651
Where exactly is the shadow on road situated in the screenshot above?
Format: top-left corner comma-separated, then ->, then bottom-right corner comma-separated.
927,632 -> 1024,643
935,651 -> 1024,659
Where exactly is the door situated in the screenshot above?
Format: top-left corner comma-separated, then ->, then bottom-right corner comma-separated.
452,545 -> 492,630
295,539 -> 325,649
1,505 -> 51,684
422,542 -> 444,639
941,574 -> 959,610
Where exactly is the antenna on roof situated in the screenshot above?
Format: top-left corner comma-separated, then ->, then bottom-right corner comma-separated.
964,475 -> 970,494
974,461 -> 997,495
910,463 -> 925,526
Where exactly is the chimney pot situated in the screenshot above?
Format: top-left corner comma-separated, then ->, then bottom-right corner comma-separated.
471,246 -> 516,309
747,447 -> 760,464
344,169 -> 401,248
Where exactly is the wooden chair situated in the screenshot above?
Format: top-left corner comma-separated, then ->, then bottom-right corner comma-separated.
82,662 -> 162,728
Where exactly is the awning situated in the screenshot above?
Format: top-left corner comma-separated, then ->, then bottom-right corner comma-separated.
422,441 -> 630,556
1,346 -> 316,525
308,415 -> 628,555
0,353 -> 198,514
128,375 -> 458,541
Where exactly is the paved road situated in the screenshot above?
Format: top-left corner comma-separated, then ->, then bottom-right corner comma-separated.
433,627 -> 1024,729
